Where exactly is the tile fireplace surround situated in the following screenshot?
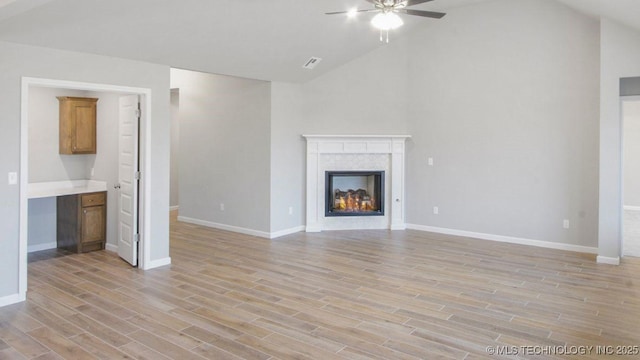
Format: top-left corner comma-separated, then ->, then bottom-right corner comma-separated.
303,135 -> 410,232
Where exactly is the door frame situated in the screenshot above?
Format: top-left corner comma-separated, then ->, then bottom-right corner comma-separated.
620,95 -> 640,258
19,77 -> 153,299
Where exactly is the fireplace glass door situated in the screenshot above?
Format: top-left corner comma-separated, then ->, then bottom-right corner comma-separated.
325,171 -> 384,217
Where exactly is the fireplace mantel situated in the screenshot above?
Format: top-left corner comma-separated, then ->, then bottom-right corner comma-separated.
303,135 -> 410,232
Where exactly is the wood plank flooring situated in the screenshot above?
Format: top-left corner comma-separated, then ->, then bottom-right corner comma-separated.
2,215 -> 640,359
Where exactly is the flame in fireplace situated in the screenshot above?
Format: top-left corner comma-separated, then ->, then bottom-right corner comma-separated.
333,189 -> 377,212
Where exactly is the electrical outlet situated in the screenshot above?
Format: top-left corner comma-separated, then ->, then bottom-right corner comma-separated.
91,167 -> 95,177
563,219 -> 569,229
433,206 -> 439,215
220,203 -> 225,211
288,206 -> 293,215
428,157 -> 434,166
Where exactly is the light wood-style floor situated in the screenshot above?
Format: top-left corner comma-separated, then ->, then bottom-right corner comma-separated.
1,215 -> 640,359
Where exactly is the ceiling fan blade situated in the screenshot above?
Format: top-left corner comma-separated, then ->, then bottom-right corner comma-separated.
325,10 -> 350,15
325,9 -> 379,15
398,9 -> 446,19
405,0 -> 435,6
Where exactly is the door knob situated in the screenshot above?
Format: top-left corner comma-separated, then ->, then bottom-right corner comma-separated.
114,184 -> 121,189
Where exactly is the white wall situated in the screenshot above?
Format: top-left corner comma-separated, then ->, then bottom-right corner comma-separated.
170,89 -> 179,209
623,100 -> 640,207
598,19 -> 640,259
406,0 -> 600,248
0,40 -> 170,302
171,69 -> 272,233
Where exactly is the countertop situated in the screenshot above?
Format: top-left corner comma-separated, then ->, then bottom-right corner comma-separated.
28,180 -> 108,199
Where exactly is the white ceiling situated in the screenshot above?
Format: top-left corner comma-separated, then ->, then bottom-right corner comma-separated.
0,0 -> 639,83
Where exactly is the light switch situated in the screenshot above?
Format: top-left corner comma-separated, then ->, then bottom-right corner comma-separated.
428,157 -> 434,166
8,172 -> 17,185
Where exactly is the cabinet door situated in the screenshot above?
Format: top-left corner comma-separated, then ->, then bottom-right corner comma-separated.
72,101 -> 97,153
81,205 -> 106,243
58,97 -> 98,154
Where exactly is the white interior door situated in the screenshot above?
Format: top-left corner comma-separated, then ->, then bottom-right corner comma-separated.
117,95 -> 140,266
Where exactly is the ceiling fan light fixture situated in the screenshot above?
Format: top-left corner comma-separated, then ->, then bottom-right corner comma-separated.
371,11 -> 404,30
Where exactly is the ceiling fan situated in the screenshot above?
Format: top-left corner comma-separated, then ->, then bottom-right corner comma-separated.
326,0 -> 446,42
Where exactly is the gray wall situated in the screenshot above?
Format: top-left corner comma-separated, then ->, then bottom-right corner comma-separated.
270,37 -> 409,233
621,77 -> 640,96
0,40 -> 170,300
27,87 -> 86,251
623,99 -> 640,206
171,69 -> 271,233
270,82 -> 305,233
27,197 -> 56,250
405,0 -> 600,247
28,88 -> 90,183
599,19 -> 640,259
270,0 -> 601,249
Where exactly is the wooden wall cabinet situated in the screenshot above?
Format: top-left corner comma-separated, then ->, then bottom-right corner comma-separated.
57,191 -> 106,253
58,96 -> 98,154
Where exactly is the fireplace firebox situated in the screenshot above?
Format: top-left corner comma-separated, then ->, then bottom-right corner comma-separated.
325,171 -> 384,217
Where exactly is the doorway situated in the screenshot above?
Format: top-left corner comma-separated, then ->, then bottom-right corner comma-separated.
19,77 -> 152,300
622,96 -> 640,257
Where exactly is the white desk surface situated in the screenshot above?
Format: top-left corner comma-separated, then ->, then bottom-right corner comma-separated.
28,180 -> 107,199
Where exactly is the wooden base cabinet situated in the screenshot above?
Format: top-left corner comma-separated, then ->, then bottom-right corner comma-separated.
57,191 -> 106,253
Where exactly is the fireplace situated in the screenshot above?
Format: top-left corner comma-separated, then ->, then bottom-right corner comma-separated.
303,135 -> 409,232
325,171 -> 384,217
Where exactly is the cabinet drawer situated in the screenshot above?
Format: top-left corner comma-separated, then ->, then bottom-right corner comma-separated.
81,192 -> 106,207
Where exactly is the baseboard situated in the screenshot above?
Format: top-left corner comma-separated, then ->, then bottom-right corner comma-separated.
27,242 -> 56,253
624,205 -> 640,211
178,216 -> 271,239
105,243 -> 118,253
406,224 -> 598,254
597,256 -> 620,265
144,257 -> 172,270
169,205 -> 179,211
178,216 -> 308,239
270,226 -> 306,239
0,292 -> 25,307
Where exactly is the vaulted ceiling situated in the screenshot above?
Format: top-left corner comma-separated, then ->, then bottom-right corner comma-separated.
0,0 -> 638,83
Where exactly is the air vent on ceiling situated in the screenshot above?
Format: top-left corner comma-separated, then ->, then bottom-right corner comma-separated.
303,57 -> 322,70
